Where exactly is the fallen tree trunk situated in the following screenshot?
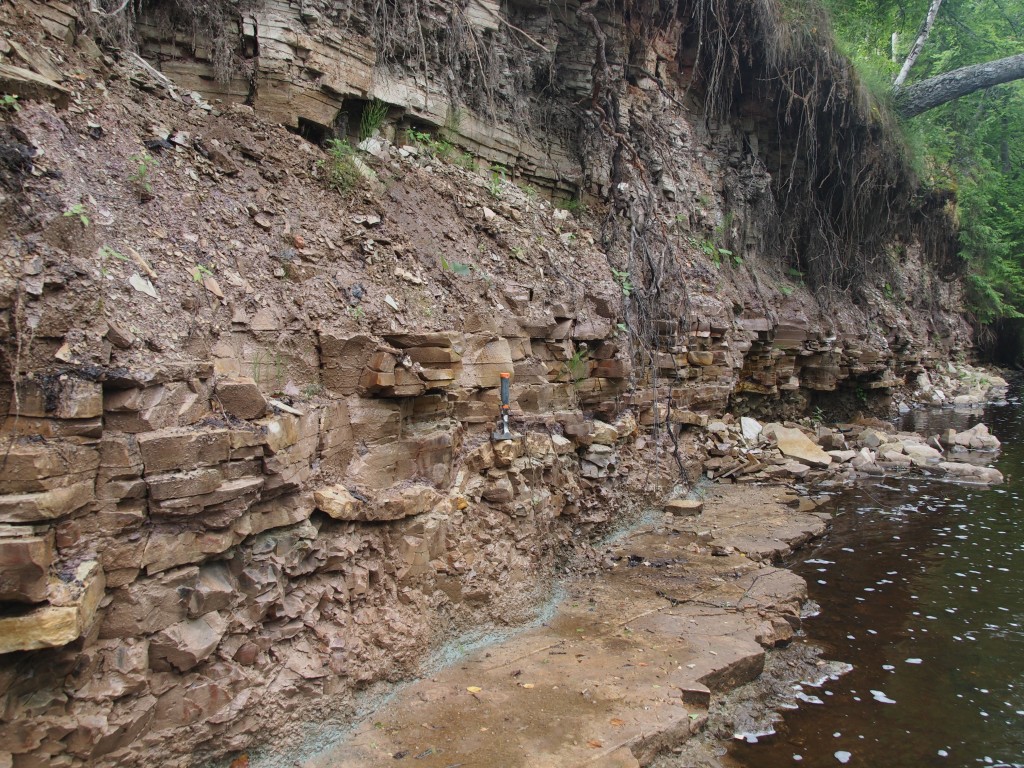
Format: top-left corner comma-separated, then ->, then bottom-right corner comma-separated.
894,52 -> 1024,118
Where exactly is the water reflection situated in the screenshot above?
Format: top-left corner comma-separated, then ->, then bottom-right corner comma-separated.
729,396 -> 1024,767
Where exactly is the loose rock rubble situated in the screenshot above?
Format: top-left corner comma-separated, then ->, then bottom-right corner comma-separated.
695,414 -> 1005,487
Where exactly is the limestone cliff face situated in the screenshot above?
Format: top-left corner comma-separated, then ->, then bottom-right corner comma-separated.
0,1 -> 971,766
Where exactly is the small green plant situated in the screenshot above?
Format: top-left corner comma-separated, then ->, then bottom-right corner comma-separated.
301,382 -> 324,398
456,152 -> 476,171
406,128 -> 430,146
440,256 -> 472,276
63,203 -> 89,227
321,138 -> 361,193
0,94 -> 19,112
811,406 -> 825,424
698,238 -> 739,267
563,346 -> 590,384
444,105 -> 463,137
128,152 -> 157,199
488,164 -> 507,199
558,197 -> 585,216
406,128 -> 453,160
359,99 -> 388,141
611,267 -> 633,297
882,282 -> 895,300
523,184 -> 539,202
192,264 -> 215,283
96,245 -> 128,277
251,349 -> 267,388
779,283 -> 794,297
348,305 -> 365,321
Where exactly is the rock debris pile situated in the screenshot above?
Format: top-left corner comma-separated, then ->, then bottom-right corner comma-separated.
699,413 -> 1005,486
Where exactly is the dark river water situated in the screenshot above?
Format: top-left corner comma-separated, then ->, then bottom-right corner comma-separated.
729,395 -> 1024,767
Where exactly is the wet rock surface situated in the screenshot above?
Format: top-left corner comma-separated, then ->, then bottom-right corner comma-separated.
304,485 -> 824,768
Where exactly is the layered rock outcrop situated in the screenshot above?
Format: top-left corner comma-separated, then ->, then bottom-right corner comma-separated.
0,0 -> 978,766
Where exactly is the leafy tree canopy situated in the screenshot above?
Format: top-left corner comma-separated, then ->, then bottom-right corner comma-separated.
821,0 -> 1024,331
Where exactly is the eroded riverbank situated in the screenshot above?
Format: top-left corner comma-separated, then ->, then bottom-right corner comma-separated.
260,397 -> 1014,768
295,484 -> 825,768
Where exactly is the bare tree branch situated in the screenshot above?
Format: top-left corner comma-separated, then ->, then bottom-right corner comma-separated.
893,0 -> 944,88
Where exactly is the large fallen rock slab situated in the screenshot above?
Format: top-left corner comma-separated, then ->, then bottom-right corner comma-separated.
214,376 -> 268,419
763,425 -> 832,468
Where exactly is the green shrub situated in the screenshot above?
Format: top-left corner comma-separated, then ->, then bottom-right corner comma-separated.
359,99 -> 389,141
321,139 -> 361,193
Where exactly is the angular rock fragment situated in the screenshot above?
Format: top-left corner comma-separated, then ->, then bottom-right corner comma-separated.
215,377 -> 268,419
665,499 -> 703,516
0,561 -> 104,654
765,425 -> 832,468
149,612 -> 229,671
0,524 -> 53,603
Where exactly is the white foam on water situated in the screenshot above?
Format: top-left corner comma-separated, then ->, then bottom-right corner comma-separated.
794,692 -> 824,705
835,751 -> 852,764
871,689 -> 897,704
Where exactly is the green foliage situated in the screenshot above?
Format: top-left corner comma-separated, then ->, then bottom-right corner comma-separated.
0,94 -> 19,112
128,152 -> 157,199
444,105 -> 464,137
562,346 -> 590,384
558,197 -> 585,216
96,245 -> 128,277
359,99 -> 389,141
407,128 -> 454,160
301,382 -> 324,398
697,237 -> 740,267
488,164 -> 507,198
63,203 -> 89,226
440,255 -> 472,276
611,267 -> 633,297
191,264 -> 215,283
821,0 -> 1024,325
321,138 -> 361,193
